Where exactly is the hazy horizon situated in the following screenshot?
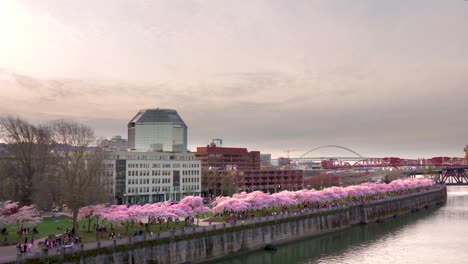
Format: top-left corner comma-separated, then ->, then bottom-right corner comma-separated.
1,0 -> 467,159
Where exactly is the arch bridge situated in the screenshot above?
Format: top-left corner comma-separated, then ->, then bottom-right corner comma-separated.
281,145 -> 467,171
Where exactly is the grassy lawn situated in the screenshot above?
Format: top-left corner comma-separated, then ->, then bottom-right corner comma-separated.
1,216 -> 200,246
1,215 -> 76,246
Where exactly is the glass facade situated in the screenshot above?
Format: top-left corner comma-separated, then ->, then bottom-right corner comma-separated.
128,109 -> 188,152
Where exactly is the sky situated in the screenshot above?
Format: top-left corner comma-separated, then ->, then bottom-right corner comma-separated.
0,0 -> 467,159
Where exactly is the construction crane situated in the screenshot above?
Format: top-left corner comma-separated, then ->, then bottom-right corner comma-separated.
284,149 -> 296,159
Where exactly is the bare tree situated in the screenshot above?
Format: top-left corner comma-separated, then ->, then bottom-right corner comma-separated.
220,171 -> 237,196
49,120 -> 107,236
202,170 -> 238,197
0,116 -> 54,204
0,160 -> 19,200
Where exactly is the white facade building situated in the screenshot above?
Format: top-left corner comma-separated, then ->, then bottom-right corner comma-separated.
99,135 -> 128,151
105,151 -> 201,204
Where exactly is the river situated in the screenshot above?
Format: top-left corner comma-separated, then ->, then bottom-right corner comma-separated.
211,186 -> 468,264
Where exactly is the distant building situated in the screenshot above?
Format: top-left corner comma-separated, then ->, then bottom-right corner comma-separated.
203,169 -> 303,197
128,109 -> 187,152
465,145 -> 468,165
212,139 -> 223,147
236,169 -> 303,193
303,172 -> 341,189
195,141 -> 305,197
99,136 -> 128,151
195,142 -> 260,171
104,151 -> 201,204
278,157 -> 291,166
260,153 -> 272,167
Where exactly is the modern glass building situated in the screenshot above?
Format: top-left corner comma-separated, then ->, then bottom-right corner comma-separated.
128,109 -> 188,152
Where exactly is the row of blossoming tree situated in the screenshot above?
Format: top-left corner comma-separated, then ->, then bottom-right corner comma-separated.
77,178 -> 435,230
78,196 -> 211,234
210,178 -> 435,215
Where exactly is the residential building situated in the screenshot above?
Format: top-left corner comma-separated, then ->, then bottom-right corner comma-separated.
128,109 -> 188,152
105,151 -> 201,204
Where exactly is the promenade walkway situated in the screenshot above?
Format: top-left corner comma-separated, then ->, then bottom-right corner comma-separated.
0,218 -> 224,264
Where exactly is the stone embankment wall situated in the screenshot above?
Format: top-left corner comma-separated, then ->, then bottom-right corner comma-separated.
37,186 -> 447,264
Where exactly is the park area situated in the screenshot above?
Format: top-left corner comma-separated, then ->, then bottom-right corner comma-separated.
0,214 -> 208,247
1,178 -> 435,252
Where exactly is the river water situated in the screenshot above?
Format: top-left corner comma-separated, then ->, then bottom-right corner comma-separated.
212,186 -> 468,264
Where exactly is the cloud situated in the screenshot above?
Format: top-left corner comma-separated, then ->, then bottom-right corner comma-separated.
0,0 -> 467,158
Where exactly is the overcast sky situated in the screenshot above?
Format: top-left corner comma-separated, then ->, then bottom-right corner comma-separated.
0,0 -> 467,159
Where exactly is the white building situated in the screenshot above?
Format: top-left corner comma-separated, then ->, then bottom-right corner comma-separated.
105,151 -> 201,204
99,135 -> 128,151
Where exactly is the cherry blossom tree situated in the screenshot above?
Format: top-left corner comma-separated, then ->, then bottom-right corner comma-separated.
209,178 -> 435,214
0,201 -> 42,228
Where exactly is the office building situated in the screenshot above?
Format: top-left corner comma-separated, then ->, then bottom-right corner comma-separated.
195,141 -> 260,170
128,109 -> 187,152
104,151 -> 201,204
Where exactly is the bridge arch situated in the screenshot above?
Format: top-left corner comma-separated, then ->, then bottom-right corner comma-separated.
299,145 -> 364,159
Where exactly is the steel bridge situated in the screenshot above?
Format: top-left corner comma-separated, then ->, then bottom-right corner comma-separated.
406,166 -> 468,185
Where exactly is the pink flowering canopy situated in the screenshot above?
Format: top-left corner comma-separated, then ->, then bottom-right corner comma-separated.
210,178 -> 434,214
79,195 -> 213,223
0,201 -> 42,227
77,179 -> 435,221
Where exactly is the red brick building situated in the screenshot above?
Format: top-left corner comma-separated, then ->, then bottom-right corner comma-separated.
195,141 -> 303,197
202,169 -> 304,197
195,144 -> 260,171
236,169 -> 303,193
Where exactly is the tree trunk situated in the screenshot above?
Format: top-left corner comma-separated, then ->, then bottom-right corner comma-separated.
88,218 -> 92,232
72,208 -> 79,237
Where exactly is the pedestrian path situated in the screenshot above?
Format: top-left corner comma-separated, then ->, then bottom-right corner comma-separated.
0,217 -> 222,263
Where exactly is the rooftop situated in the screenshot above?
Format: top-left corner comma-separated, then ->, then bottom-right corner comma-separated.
128,108 -> 186,126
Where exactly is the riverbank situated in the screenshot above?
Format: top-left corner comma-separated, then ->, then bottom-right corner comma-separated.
8,185 -> 446,264
212,186 -> 467,264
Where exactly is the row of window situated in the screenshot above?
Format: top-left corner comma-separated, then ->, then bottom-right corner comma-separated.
182,177 -> 199,183
128,170 -> 173,176
127,177 -> 198,185
127,163 -> 200,169
182,185 -> 199,191
104,163 -> 114,169
127,170 -> 200,177
127,185 -> 200,194
125,155 -> 195,161
102,171 -> 113,177
127,186 -> 173,193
